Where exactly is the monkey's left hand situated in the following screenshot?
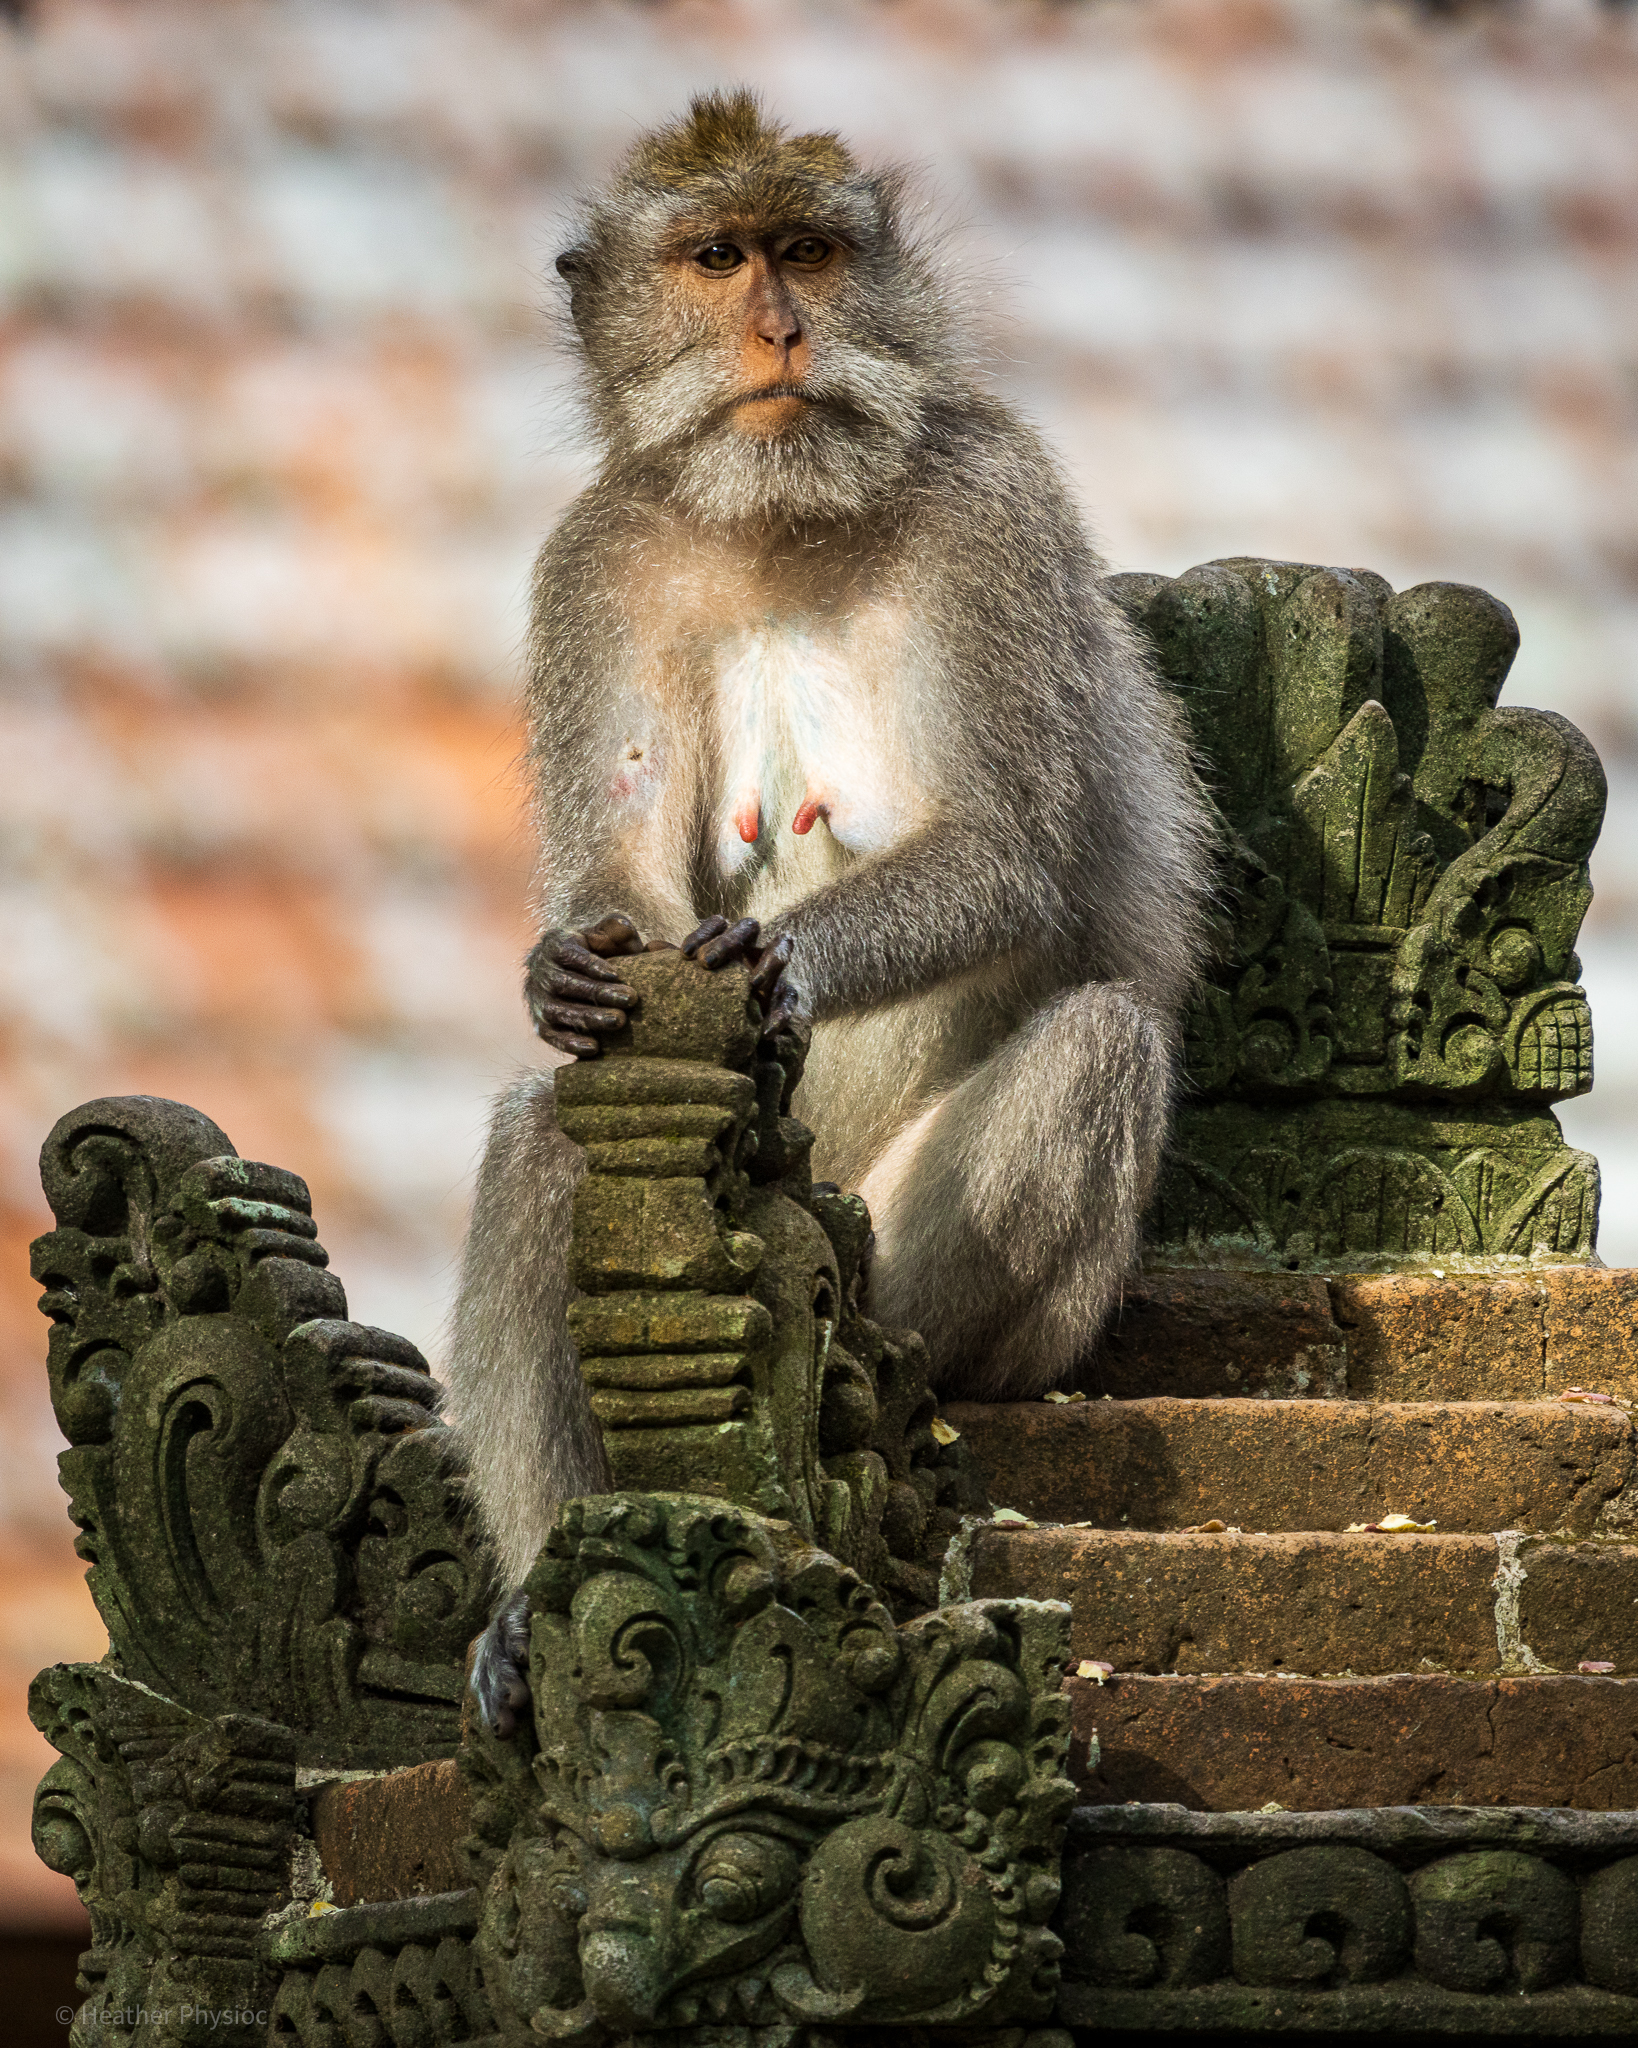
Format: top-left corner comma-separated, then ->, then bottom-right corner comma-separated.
681,917 -> 803,1032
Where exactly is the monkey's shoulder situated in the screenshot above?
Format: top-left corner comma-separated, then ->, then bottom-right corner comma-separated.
901,393 -> 1092,571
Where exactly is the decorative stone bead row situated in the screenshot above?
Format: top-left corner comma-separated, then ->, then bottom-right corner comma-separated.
1065,1841 -> 1638,1995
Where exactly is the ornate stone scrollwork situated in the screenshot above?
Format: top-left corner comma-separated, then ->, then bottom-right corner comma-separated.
31,1663 -> 298,2048
463,1492 -> 1074,2038
1116,560 -> 1606,1266
1059,1810 -> 1638,2032
30,1094 -> 488,1766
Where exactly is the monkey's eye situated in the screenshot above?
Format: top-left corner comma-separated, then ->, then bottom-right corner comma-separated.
694,243 -> 745,274
782,237 -> 833,268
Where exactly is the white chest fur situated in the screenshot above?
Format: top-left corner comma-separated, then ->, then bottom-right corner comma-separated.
712,621 -> 910,880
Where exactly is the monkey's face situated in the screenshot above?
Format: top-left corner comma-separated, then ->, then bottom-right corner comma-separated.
672,228 -> 842,441
562,182 -> 948,526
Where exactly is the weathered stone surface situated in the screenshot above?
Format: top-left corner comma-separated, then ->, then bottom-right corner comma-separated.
1067,1800 -> 1638,1858
1069,1672 -> 1638,1811
310,1758 -> 472,1907
29,1096 -> 488,1767
1332,1269 -> 1547,1399
1230,1843 -> 1412,1985
462,1492 -> 1074,2035
1545,1264 -> 1638,1402
973,1528 -> 1501,1676
264,1891 -> 491,2042
1085,1263 -> 1638,1406
561,951 -> 984,1617
1410,1848 -> 1578,1992
1516,1538 -> 1638,1674
1119,561 -> 1605,1266
1060,1844 -> 1230,1988
32,1663 -> 299,2046
947,1396 -> 1634,1536
262,1885 -> 480,1968
1088,1269 -> 1345,1399
1057,1978 -> 1638,2034
1055,1806 -> 1638,2030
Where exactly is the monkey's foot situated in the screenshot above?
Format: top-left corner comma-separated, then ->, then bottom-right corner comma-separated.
469,1588 -> 532,1739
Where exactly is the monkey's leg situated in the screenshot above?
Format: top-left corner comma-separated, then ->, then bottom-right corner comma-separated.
442,1068 -> 609,1733
856,982 -> 1171,1401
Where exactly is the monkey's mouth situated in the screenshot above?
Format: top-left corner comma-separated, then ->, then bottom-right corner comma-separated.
735,384 -> 811,406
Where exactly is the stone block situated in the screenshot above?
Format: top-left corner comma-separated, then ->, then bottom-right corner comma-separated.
1516,1538 -> 1638,1674
971,1527 -> 1500,1676
1090,1270 -> 1346,1399
1331,1271 -> 1545,1400
311,1758 -> 472,1907
946,1395 -> 1634,1535
1544,1264 -> 1638,1401
1070,1672 -> 1638,1811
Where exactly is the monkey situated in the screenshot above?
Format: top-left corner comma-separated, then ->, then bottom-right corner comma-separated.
446,91 -> 1215,1734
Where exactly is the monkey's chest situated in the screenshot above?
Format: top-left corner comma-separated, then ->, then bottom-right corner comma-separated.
707,626 -> 909,889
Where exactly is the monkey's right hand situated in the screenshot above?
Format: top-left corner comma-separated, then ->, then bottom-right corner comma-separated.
682,917 -> 803,1032
469,1588 -> 531,1739
525,914 -> 643,1057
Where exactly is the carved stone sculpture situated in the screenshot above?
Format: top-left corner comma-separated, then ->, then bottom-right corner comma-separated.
465,1493 -> 1073,2035
1113,562 -> 1606,1266
30,1094 -> 488,1767
27,952 -> 1069,2045
558,949 -> 985,1615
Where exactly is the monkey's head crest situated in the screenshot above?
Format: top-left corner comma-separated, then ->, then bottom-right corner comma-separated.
626,88 -> 858,193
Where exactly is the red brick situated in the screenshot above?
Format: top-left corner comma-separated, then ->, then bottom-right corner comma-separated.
1072,1672 -> 1638,1812
946,1395 -> 1635,1535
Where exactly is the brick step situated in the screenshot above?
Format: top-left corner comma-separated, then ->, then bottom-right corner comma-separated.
1093,1264 -> 1638,1401
947,1395 -> 1637,1534
1066,1670 -> 1638,1813
968,1526 -> 1638,1677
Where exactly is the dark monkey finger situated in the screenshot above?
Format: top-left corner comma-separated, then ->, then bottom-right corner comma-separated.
540,998 -> 629,1035
541,962 -> 639,1006
547,940 -> 625,984
680,915 -> 729,956
539,1027 -> 599,1057
527,930 -> 624,987
583,913 -> 645,956
750,934 -> 793,996
699,917 -> 762,969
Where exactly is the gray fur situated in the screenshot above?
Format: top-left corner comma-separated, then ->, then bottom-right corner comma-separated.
445,97 -> 1216,1688
445,1071 -> 607,1592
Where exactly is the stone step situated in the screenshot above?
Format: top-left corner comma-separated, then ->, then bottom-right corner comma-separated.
946,1395 -> 1637,1534
1064,1670 -> 1638,1814
1092,1264 -> 1638,1401
968,1526 -> 1638,1677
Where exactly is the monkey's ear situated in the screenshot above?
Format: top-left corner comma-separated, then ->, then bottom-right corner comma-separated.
555,248 -> 590,280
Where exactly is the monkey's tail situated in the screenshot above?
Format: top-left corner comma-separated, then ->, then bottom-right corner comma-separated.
441,1069 -> 610,1591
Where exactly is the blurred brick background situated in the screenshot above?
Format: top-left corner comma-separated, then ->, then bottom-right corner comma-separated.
0,0 -> 1634,1937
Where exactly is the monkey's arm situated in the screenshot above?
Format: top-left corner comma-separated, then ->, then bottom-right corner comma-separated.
767,818 -> 1068,1019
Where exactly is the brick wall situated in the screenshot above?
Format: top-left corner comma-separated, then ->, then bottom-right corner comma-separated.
0,0 -> 1633,1926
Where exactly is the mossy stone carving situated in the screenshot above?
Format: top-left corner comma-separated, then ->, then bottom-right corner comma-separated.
1113,560 -> 1606,1269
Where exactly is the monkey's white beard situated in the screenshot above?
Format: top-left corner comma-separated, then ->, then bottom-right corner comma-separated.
628,343 -> 929,527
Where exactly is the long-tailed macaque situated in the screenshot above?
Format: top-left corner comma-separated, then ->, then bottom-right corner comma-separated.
448,92 -> 1214,1730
